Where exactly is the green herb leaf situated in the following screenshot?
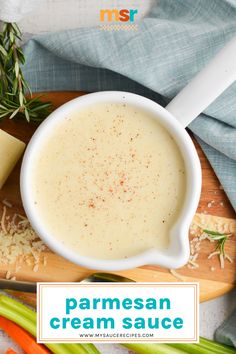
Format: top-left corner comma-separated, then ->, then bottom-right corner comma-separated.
0,22 -> 52,122
24,107 -> 30,122
203,229 -> 226,236
9,107 -> 20,119
204,229 -> 231,260
0,44 -> 7,56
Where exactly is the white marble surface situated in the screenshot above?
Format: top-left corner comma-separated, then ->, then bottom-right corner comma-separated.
0,0 -> 235,352
18,0 -> 154,38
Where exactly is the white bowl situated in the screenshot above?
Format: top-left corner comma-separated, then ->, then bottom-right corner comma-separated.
20,91 -> 201,271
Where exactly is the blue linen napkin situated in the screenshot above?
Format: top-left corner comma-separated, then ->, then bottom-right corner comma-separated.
22,0 -> 236,211
215,309 -> 236,347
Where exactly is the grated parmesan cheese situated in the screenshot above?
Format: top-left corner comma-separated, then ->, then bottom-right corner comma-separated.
225,254 -> 233,263
0,203 -> 47,276
2,199 -> 12,208
188,259 -> 199,268
170,269 -> 185,281
1,206 -> 7,234
5,270 -> 11,280
33,264 -> 39,272
220,254 -> 224,269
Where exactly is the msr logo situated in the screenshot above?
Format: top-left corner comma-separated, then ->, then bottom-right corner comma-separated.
100,9 -> 138,23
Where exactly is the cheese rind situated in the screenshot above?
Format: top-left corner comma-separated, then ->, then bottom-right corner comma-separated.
0,129 -> 26,189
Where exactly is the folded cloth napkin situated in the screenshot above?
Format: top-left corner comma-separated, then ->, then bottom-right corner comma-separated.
215,309 -> 236,347
2,0 -> 234,212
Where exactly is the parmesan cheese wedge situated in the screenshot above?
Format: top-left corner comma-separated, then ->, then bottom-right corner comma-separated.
0,129 -> 25,189
193,213 -> 236,234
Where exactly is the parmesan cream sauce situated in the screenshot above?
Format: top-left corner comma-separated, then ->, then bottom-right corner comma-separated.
32,103 -> 186,259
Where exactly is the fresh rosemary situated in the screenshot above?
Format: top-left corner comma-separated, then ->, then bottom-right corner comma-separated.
203,229 -> 233,268
0,22 -> 52,122
203,229 -> 231,257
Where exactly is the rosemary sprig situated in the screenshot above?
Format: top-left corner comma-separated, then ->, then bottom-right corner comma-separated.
203,229 -> 231,257
204,229 -> 233,268
0,22 -> 52,122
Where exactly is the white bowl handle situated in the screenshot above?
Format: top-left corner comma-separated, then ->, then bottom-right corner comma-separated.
166,36 -> 236,127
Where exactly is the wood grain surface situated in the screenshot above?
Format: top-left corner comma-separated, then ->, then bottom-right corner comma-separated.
0,91 -> 235,303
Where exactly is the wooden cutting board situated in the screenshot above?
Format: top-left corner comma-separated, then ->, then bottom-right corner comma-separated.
0,91 -> 235,303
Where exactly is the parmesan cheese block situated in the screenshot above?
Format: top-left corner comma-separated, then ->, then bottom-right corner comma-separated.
0,129 -> 25,189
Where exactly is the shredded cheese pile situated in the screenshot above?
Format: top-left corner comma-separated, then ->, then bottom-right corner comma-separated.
0,201 -> 47,279
189,213 -> 235,269
170,213 -> 236,281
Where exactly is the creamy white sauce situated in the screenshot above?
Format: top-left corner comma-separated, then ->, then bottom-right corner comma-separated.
32,103 -> 186,260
